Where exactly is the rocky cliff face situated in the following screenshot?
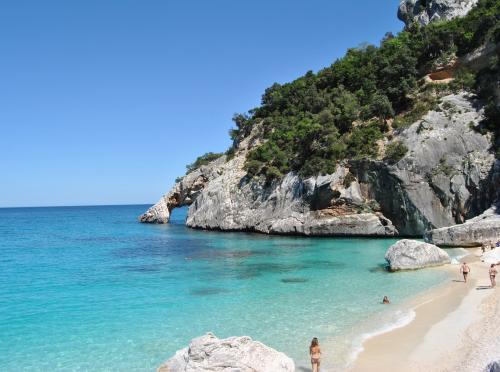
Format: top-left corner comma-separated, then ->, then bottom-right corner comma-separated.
398,0 -> 479,26
140,93 -> 499,237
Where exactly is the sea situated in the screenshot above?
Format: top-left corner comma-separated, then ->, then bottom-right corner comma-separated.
0,205 -> 463,371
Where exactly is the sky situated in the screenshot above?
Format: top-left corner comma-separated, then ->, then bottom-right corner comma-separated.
0,0 -> 403,207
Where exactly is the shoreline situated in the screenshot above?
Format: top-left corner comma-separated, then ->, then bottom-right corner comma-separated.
294,257 -> 461,371
350,248 -> 500,371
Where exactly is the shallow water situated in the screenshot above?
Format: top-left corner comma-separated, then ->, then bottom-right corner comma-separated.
0,205 -> 454,371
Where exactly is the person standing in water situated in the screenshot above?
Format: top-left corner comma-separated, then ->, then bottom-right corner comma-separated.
382,296 -> 390,304
489,264 -> 498,288
460,262 -> 471,283
309,337 -> 321,372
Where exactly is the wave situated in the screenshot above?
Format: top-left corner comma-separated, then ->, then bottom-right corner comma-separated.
346,309 -> 416,366
449,248 -> 470,264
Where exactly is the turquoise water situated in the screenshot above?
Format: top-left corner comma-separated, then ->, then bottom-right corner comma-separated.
0,205 -> 453,371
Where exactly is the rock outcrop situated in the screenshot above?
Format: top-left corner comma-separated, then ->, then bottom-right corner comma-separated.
398,0 -> 479,26
140,94 -> 499,237
187,163 -> 397,236
425,205 -> 500,247
373,94 -> 498,234
157,333 -> 295,372
139,156 -> 226,223
385,239 -> 451,271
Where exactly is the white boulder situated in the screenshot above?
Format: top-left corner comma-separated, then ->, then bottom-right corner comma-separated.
385,239 -> 451,271
158,333 -> 295,372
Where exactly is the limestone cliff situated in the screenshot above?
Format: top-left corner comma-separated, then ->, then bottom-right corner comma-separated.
141,93 -> 499,237
398,0 -> 479,26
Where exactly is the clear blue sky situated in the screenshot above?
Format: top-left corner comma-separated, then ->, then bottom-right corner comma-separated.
0,0 -> 403,207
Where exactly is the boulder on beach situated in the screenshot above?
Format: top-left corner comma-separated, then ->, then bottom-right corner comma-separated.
157,333 -> 295,372
425,205 -> 500,247
385,239 -> 451,271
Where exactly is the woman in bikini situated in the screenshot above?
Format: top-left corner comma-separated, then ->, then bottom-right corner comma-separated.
460,262 -> 470,283
309,337 -> 321,372
489,264 -> 498,288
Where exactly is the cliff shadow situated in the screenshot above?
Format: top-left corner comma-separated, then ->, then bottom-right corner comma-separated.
465,159 -> 500,218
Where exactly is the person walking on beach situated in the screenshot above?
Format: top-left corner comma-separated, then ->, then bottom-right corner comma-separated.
309,337 -> 321,372
460,262 -> 470,283
490,264 -> 498,288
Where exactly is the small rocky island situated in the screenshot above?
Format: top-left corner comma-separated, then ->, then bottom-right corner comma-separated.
141,0 -> 499,244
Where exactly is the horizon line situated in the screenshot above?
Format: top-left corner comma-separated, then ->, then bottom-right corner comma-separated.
0,203 -> 155,209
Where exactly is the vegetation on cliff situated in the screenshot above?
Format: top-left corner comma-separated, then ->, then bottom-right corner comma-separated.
183,0 -> 500,181
186,152 -> 224,173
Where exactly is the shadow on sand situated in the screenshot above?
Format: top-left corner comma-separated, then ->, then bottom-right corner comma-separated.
476,286 -> 493,290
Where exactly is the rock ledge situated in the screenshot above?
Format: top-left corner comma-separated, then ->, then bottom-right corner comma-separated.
425,205 -> 500,247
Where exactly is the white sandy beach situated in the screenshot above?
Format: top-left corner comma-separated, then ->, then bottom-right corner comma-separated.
351,249 -> 500,372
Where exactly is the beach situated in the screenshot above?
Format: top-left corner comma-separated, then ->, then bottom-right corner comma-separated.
351,248 -> 500,371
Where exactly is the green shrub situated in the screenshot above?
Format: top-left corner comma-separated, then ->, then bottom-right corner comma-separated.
225,146 -> 236,161
245,159 -> 263,177
343,172 -> 357,188
384,141 -> 409,164
264,166 -> 283,180
186,152 -> 223,173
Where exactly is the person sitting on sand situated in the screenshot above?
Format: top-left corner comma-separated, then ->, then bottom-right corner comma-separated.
460,262 -> 470,283
309,337 -> 321,372
489,264 -> 498,288
382,296 -> 390,304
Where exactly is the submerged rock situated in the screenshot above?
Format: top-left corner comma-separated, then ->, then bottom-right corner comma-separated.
425,205 -> 500,247
398,0 -> 479,26
385,239 -> 451,271
157,333 -> 295,372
